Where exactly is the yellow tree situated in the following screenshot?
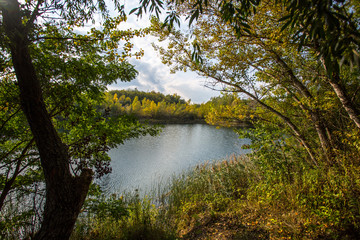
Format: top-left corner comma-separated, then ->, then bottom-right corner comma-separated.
113,93 -> 119,103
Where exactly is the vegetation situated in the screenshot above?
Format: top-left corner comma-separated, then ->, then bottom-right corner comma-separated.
70,0 -> 360,239
0,0 -> 158,239
1,0 -> 360,239
71,154 -> 360,239
102,89 -> 205,123
101,89 -> 253,125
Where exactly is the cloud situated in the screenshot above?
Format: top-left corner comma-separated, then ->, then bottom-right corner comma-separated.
161,71 -> 221,103
107,0 -> 221,103
110,57 -> 220,103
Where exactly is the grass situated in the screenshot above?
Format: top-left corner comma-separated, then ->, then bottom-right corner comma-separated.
71,154 -> 360,240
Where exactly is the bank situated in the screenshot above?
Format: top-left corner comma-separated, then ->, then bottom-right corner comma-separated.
71,153 -> 360,240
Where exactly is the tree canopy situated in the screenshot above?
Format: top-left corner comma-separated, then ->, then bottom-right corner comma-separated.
135,0 -> 360,129
150,0 -> 360,165
134,0 -> 360,71
0,0 -> 158,238
1,0 -> 360,238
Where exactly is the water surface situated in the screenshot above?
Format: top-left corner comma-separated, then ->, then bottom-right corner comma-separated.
102,124 -> 250,193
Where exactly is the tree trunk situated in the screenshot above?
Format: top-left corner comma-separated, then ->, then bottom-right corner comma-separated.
1,0 -> 93,239
0,156 -> 22,211
284,87 -> 334,163
0,139 -> 34,211
270,49 -> 334,162
249,93 -> 318,166
317,52 -> 360,130
207,74 -> 318,165
329,73 -> 360,130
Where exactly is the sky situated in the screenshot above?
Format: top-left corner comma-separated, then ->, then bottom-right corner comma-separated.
105,1 -> 221,103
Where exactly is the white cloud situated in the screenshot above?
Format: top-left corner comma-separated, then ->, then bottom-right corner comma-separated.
106,0 -> 221,103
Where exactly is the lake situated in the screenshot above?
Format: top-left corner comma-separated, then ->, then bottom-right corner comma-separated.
100,124 -> 251,193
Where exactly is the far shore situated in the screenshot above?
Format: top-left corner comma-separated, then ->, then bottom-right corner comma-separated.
138,118 -> 253,128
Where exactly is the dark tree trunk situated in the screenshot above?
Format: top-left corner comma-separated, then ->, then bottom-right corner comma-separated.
1,0 -> 93,239
0,156 -> 22,212
0,170 -> 19,212
0,140 -> 34,211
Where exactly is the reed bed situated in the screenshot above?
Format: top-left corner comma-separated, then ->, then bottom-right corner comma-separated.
71,154 -> 360,239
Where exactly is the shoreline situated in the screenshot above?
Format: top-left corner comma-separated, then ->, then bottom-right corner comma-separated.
138,118 -> 253,128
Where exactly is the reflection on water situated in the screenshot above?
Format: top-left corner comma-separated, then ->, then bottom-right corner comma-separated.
101,124 -> 251,193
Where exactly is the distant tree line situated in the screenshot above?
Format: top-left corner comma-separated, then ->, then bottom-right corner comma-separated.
101,89 -> 254,126
108,89 -> 186,104
102,89 -> 205,122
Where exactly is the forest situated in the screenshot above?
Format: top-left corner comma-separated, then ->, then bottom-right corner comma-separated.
102,89 -> 253,126
102,89 -> 205,123
1,0 -> 360,239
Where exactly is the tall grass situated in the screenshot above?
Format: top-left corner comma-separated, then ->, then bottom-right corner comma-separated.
71,188 -> 176,240
71,154 -> 360,239
161,156 -> 250,218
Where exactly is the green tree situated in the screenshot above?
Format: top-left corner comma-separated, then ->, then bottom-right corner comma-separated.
0,0 -> 156,238
150,0 -> 359,164
135,0 -> 360,130
205,94 -> 254,127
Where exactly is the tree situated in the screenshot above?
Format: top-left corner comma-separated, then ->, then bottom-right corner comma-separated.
135,0 -> 360,131
102,89 -> 203,121
205,94 -> 254,127
150,0 -> 359,164
0,0 -> 156,238
131,96 -> 142,114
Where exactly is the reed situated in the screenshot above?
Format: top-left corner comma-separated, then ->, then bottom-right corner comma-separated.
71,154 -> 360,239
